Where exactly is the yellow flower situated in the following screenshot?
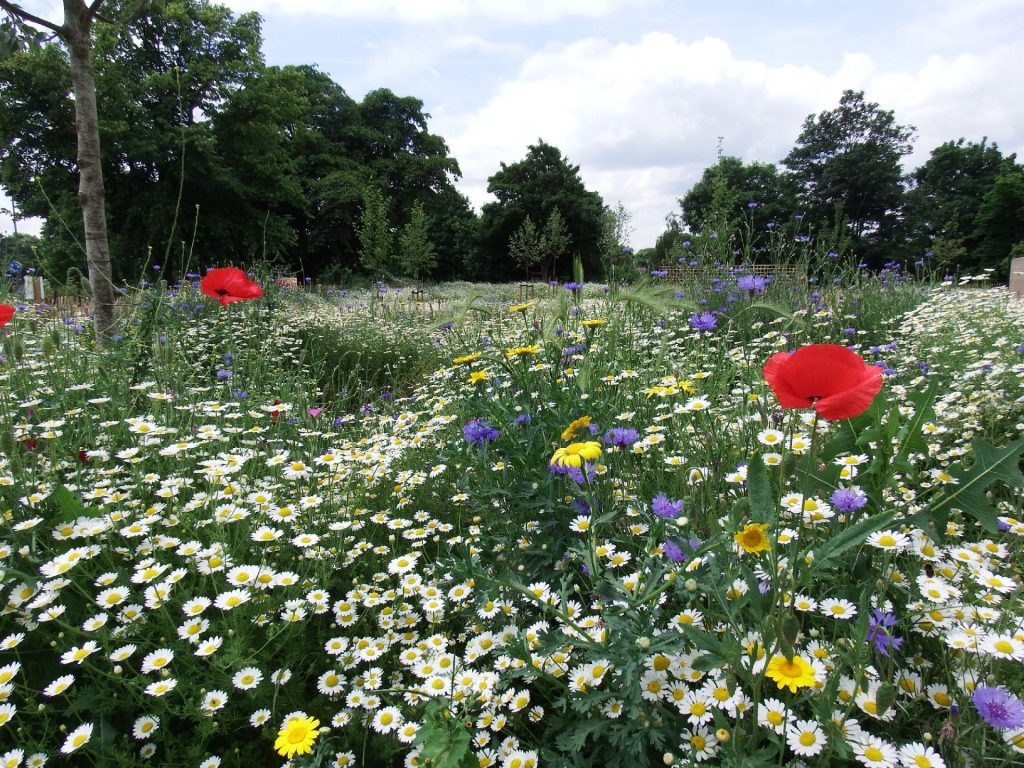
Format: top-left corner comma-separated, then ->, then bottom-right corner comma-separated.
581,318 -> 606,327
734,523 -> 771,555
453,352 -> 482,365
467,370 -> 490,385
550,442 -> 602,469
765,654 -> 816,693
561,415 -> 592,441
506,344 -> 541,358
274,715 -> 321,758
507,301 -> 535,313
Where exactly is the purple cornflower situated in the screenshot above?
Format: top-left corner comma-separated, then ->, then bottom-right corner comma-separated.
973,687 -> 1024,729
689,312 -> 717,332
831,487 -> 868,513
215,369 -> 233,380
564,282 -> 583,292
866,608 -> 903,657
603,427 -> 639,448
514,413 -> 533,426
463,419 -> 500,447
663,536 -> 699,563
651,494 -> 684,520
650,270 -> 669,277
736,274 -> 769,294
663,539 -> 685,563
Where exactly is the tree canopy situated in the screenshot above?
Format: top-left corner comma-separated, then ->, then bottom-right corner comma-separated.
782,90 -> 915,265
477,140 -> 604,282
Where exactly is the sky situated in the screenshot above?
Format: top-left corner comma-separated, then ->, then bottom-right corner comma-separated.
3,0 -> 1024,248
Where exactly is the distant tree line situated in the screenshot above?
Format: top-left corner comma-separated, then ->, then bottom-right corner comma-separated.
1,2 -> 1021,287
657,91 -> 1024,279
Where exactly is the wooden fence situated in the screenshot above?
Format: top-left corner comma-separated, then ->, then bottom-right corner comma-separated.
655,263 -> 805,282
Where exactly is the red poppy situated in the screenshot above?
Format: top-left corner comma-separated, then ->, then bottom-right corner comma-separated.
0,304 -> 15,327
200,267 -> 263,306
763,344 -> 883,421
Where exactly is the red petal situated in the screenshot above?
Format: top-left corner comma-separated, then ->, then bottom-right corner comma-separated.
814,364 -> 884,420
763,351 -> 813,409
0,304 -> 14,327
201,268 -> 262,305
781,345 -> 867,400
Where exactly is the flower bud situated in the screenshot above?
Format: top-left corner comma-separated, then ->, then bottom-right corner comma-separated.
662,753 -> 675,765
637,637 -> 651,649
715,728 -> 730,743
684,578 -> 698,592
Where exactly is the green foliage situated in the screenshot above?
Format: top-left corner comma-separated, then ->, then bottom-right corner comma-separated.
782,90 -> 915,266
478,140 -> 604,282
902,137 -> 1010,269
508,215 -> 541,273
971,166 -> 1024,280
357,186 -> 392,279
912,436 -> 1024,537
398,201 -> 436,282
597,201 -> 635,287
680,156 -> 797,242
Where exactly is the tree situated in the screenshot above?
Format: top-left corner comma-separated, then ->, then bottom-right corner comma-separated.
508,215 -> 541,274
650,214 -> 685,266
902,138 -> 1010,266
0,0 -> 155,340
538,207 -> 571,281
398,201 -> 435,282
479,140 -> 604,281
971,167 -> 1024,279
598,201 -> 635,286
783,90 -> 915,264
680,156 -> 797,244
357,185 -> 391,279
0,0 -> 264,282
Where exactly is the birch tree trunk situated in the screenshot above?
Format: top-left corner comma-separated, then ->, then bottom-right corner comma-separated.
64,0 -> 115,341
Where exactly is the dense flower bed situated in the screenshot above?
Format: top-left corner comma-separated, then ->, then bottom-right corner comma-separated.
0,278 -> 1022,768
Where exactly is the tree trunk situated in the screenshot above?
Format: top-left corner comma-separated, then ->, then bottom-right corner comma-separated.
64,0 -> 115,342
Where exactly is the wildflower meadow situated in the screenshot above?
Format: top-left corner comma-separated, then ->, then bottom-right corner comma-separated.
1,258 -> 1023,768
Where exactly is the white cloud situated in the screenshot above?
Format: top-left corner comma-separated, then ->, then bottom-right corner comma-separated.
222,0 -> 647,24
444,32 -> 1024,247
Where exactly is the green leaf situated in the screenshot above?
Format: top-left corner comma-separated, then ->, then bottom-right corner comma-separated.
555,719 -> 608,754
51,485 -> 98,524
912,437 -> 1024,536
413,701 -> 476,768
808,508 -> 897,573
746,452 -> 774,522
891,380 -> 940,467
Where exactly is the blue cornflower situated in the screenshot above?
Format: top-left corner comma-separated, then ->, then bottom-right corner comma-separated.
651,494 -> 684,520
973,687 -> 1024,729
603,427 -> 639,448
463,419 -> 500,447
866,608 -> 903,657
663,539 -> 685,562
689,312 -> 717,332
831,487 -> 868,513
736,274 -> 769,293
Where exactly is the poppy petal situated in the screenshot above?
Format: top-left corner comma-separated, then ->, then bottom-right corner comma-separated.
0,304 -> 14,327
780,345 -> 866,401
813,364 -> 884,420
763,351 -> 814,408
